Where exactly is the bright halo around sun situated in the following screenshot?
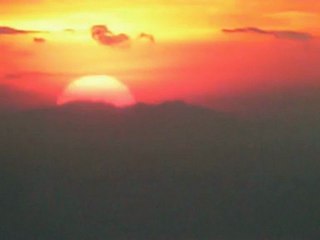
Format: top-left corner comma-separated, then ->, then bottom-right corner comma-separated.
57,75 -> 136,107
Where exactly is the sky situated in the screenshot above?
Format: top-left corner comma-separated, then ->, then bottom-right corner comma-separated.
1,0 -> 320,113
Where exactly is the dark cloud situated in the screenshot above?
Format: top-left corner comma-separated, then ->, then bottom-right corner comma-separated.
91,25 -> 130,46
91,25 -> 155,47
33,37 -> 46,43
223,27 -> 269,35
0,26 -> 44,35
222,27 -> 313,41
139,32 -> 155,43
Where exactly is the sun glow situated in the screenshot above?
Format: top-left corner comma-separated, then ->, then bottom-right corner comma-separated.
57,75 -> 136,107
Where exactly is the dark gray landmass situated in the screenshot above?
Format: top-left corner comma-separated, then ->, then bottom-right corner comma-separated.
1,101 -> 319,240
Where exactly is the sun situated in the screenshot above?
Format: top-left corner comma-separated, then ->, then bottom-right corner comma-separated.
57,75 -> 136,107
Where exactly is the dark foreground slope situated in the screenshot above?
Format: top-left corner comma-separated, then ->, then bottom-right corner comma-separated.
0,101 -> 319,240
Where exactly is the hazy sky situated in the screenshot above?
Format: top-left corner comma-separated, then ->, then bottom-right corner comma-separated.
1,3 -> 320,238
1,0 -> 320,112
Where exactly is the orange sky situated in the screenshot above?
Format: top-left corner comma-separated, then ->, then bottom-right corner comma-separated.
1,0 -> 320,112
2,0 -> 320,39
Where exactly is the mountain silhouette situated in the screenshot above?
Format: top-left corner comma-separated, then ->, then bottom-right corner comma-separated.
1,101 -> 319,240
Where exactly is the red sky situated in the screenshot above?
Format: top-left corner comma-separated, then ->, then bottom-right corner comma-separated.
1,0 -> 320,113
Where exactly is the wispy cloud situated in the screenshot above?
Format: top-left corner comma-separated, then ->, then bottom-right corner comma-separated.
138,33 -> 155,43
64,28 -> 76,33
222,27 -> 313,41
33,37 -> 46,43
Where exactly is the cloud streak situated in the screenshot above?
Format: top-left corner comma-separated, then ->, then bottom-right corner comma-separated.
222,27 -> 313,41
0,26 -> 44,35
